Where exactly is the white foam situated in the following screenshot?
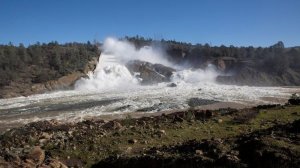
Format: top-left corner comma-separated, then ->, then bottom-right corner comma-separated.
75,58 -> 139,91
1,37 -> 299,127
171,64 -> 219,84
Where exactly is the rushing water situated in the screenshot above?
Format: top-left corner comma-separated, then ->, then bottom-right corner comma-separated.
0,38 -> 299,131
0,78 -> 298,131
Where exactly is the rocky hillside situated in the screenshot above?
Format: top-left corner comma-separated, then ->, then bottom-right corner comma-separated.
128,37 -> 300,86
0,42 -> 100,98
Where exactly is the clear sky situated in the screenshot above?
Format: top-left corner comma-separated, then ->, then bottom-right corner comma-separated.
1,0 -> 300,47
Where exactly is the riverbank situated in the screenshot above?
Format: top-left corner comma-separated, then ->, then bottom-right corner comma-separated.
0,101 -> 299,167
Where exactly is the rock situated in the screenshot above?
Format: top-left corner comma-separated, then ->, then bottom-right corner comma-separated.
83,56 -> 99,74
0,158 -> 11,167
142,140 -> 148,144
126,60 -> 176,84
31,72 -> 86,94
225,154 -> 240,162
128,139 -> 138,144
230,150 -> 239,156
167,83 -> 177,87
157,130 -> 166,137
125,147 -> 133,154
47,159 -> 68,168
195,150 -> 203,155
68,131 -> 74,136
288,98 -> 300,105
26,146 -> 45,165
3,152 -> 21,164
214,138 -> 223,143
39,138 -> 48,145
159,130 -> 166,135
40,132 -> 52,139
102,121 -> 122,130
173,116 -> 185,122
187,98 -> 218,107
24,159 -> 37,167
213,57 -> 238,73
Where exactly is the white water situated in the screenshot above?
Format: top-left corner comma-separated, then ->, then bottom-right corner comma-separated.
0,38 -> 299,130
75,53 -> 140,91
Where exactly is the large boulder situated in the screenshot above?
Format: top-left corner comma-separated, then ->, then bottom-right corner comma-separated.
213,57 -> 238,73
126,60 -> 176,84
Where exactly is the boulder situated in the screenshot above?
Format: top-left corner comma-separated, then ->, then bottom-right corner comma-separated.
187,98 -> 218,107
213,57 -> 238,73
0,158 -> 11,168
46,159 -> 68,168
83,56 -> 99,74
26,146 -> 45,166
128,139 -> 138,144
102,121 -> 123,130
195,149 -> 204,155
167,83 -> 177,87
288,98 -> 300,105
126,60 -> 176,84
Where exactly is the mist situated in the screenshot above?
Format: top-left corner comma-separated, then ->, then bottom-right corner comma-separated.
101,37 -> 173,67
75,37 -> 221,91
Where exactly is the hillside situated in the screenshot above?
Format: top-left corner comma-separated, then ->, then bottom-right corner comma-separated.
0,42 -> 100,98
127,37 -> 300,86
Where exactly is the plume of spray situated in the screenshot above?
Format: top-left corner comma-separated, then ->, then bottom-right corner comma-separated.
75,37 -> 172,91
75,37 -> 221,91
101,37 -> 173,66
171,64 -> 219,84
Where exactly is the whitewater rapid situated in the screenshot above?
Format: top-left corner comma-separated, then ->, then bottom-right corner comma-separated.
0,37 -> 299,131
0,78 -> 297,131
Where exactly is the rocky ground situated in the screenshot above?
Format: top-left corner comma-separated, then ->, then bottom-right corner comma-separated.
0,101 -> 300,168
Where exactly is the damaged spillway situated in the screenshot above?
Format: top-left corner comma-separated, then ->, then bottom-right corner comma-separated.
0,37 -> 299,132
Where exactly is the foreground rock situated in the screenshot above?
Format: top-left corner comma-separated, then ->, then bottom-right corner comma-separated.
94,119 -> 300,168
288,94 -> 300,105
0,103 -> 299,167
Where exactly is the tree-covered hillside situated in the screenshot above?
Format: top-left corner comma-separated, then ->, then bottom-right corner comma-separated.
127,36 -> 300,85
0,42 -> 100,88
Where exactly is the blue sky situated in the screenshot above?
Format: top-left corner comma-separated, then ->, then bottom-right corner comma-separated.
1,0 -> 300,47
